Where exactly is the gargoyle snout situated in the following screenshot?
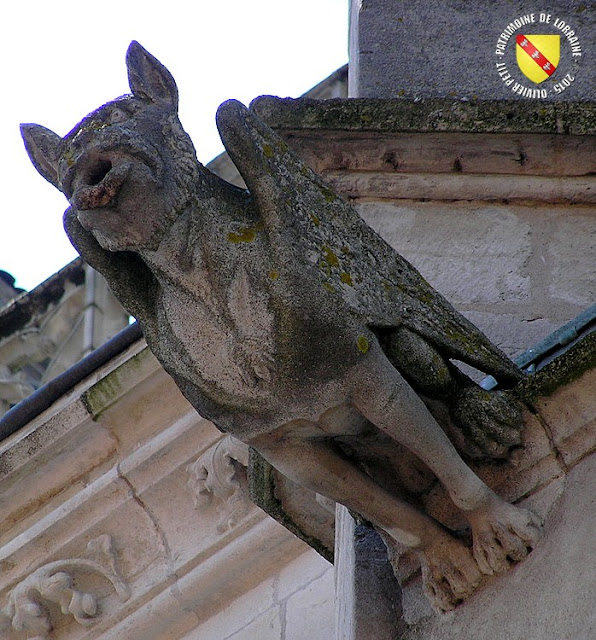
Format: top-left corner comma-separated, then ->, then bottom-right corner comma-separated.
67,152 -> 132,211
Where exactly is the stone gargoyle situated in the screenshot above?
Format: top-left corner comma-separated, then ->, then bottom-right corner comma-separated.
21,42 -> 542,612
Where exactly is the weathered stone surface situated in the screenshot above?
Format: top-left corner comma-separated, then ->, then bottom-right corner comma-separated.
285,567 -> 335,640
360,203 -> 533,305
249,449 -> 336,562
247,100 -> 594,363
0,260 -> 129,418
0,338 -> 333,640
188,549 -> 333,640
548,212 -> 596,306
523,336 -> 596,468
259,130 -> 595,178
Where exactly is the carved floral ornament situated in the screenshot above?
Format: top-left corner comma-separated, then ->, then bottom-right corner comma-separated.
0,535 -> 129,639
187,435 -> 251,533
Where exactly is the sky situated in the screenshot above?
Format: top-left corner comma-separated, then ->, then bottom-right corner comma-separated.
1,1 -> 349,292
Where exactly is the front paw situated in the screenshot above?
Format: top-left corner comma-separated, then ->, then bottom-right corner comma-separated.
467,497 -> 543,575
418,535 -> 483,612
450,387 -> 523,459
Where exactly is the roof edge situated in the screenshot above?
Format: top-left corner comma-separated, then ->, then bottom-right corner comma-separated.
0,322 -> 142,441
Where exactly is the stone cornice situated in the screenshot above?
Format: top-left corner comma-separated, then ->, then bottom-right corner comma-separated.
251,97 -> 596,136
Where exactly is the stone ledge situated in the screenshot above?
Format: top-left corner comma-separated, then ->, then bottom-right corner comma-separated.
251,97 -> 596,136
516,330 -> 596,402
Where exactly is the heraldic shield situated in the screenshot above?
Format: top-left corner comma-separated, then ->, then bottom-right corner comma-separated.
516,34 -> 561,83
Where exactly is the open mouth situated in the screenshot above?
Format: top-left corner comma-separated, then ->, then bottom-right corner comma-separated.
71,157 -> 132,210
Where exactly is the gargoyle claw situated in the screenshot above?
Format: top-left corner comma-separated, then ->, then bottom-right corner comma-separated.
419,536 -> 483,612
468,499 -> 543,576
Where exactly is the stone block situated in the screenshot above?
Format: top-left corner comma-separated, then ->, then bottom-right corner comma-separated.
548,213 -> 596,307
335,506 -> 404,640
328,171 -> 594,205
227,609 -> 283,640
275,548 -> 332,602
357,202 -> 532,305
0,419 -> 117,536
188,575 -> 277,639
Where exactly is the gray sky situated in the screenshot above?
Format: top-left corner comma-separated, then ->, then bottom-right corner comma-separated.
2,0 -> 348,291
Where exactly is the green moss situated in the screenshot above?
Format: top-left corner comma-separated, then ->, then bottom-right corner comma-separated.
251,95 -> 596,136
268,270 -> 279,280
340,272 -> 353,286
323,282 -> 335,293
357,335 -> 370,354
319,262 -> 331,278
63,148 -> 76,168
227,220 -> 265,244
309,213 -> 321,227
516,332 -> 596,402
82,348 -> 153,419
248,449 -> 333,562
228,228 -> 256,243
263,143 -> 274,158
319,185 -> 336,203
321,246 -> 339,267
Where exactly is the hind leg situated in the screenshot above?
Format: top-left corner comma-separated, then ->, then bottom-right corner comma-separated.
251,432 -> 482,611
349,345 -> 542,576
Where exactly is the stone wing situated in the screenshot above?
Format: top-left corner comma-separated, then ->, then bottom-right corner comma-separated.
216,100 -> 522,384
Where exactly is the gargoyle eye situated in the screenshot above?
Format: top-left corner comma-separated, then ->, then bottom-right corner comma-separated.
109,108 -> 129,124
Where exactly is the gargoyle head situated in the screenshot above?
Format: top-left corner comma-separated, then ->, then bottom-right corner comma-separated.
21,42 -> 200,252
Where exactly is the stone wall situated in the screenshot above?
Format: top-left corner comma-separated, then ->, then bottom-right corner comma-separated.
0,261 -> 129,416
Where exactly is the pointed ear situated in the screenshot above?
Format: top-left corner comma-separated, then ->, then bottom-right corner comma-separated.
126,41 -> 178,110
20,123 -> 63,190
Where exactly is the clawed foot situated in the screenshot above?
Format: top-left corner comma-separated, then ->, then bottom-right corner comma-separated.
418,496 -> 542,611
419,535 -> 483,612
467,497 -> 543,575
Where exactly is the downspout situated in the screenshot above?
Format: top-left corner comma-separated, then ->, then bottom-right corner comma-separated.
82,264 -> 97,358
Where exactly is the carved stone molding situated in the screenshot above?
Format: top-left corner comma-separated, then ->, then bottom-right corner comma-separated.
187,435 -> 251,533
0,535 -> 129,639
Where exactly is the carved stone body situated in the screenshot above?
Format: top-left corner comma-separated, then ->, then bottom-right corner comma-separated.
22,42 -> 542,611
